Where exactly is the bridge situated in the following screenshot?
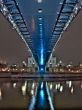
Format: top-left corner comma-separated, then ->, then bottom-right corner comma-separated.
0,0 -> 81,72
0,0 -> 82,110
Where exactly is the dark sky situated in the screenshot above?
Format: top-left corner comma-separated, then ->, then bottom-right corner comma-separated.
55,9 -> 82,64
0,13 -> 28,64
0,9 -> 82,65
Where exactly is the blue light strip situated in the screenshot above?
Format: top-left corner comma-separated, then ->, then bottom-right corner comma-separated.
29,86 -> 38,110
41,47 -> 44,65
46,82 -> 55,110
39,17 -> 44,65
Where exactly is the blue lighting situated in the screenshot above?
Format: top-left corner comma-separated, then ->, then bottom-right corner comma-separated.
40,47 -> 44,65
40,82 -> 45,99
39,17 -> 42,20
38,89 -> 45,108
39,23 -> 42,26
40,89 -> 44,99
40,67 -> 44,71
38,17 -> 44,66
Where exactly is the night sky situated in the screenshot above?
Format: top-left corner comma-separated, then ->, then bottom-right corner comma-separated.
0,9 -> 82,65
0,13 -> 28,65
55,9 -> 82,64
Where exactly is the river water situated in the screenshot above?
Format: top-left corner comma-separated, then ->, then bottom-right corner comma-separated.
0,79 -> 82,110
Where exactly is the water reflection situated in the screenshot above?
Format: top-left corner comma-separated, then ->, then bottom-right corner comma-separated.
48,81 -> 82,109
0,80 -> 82,109
0,80 -> 37,109
34,81 -> 51,110
38,84 -> 46,108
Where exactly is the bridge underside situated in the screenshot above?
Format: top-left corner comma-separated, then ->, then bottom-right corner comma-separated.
0,0 -> 80,71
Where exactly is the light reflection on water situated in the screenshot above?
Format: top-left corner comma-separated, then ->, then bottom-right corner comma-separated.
0,80 -> 37,109
0,80 -> 82,109
48,81 -> 82,109
39,87 -> 45,108
29,81 -> 51,110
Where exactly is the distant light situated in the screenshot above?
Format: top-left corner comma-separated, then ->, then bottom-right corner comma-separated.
39,23 -> 42,26
81,83 -> 82,89
13,83 -> 16,88
38,9 -> 42,13
57,83 -> 60,89
0,89 -> 2,101
55,84 -> 58,90
32,83 -> 35,89
71,87 -> 74,94
40,48 -> 44,65
40,67 -> 44,71
69,81 -> 72,88
21,81 -> 27,96
40,89 -> 44,99
59,85 -> 63,92
38,17 -> 42,20
31,90 -> 34,96
36,0 -> 43,3
50,84 -> 52,90
21,85 -> 26,96
60,2 -> 63,5
41,82 -> 43,89
3,7 -> 7,11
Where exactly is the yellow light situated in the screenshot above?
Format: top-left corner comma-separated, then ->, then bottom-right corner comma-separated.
50,83 -> 53,90
13,83 -> 16,88
31,90 -> 34,96
0,89 -> 2,100
21,85 -> 26,96
81,83 -> 82,89
71,87 -> 74,94
21,81 -> 27,96
32,83 -> 35,89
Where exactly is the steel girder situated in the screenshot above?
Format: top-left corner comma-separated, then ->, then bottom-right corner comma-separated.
47,0 -> 80,62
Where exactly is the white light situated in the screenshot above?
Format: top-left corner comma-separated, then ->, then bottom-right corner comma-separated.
13,83 -> 16,88
21,85 -> 26,96
50,84 -> 53,90
0,89 -> 2,100
60,2 -> 63,5
71,87 -> 74,94
55,84 -> 58,90
69,81 -> 72,88
37,0 -> 43,3
41,82 -> 43,89
57,83 -> 60,89
32,83 -> 35,89
60,86 -> 63,92
31,90 -> 34,96
21,81 -> 27,96
38,9 -> 42,13
3,7 -> 7,11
